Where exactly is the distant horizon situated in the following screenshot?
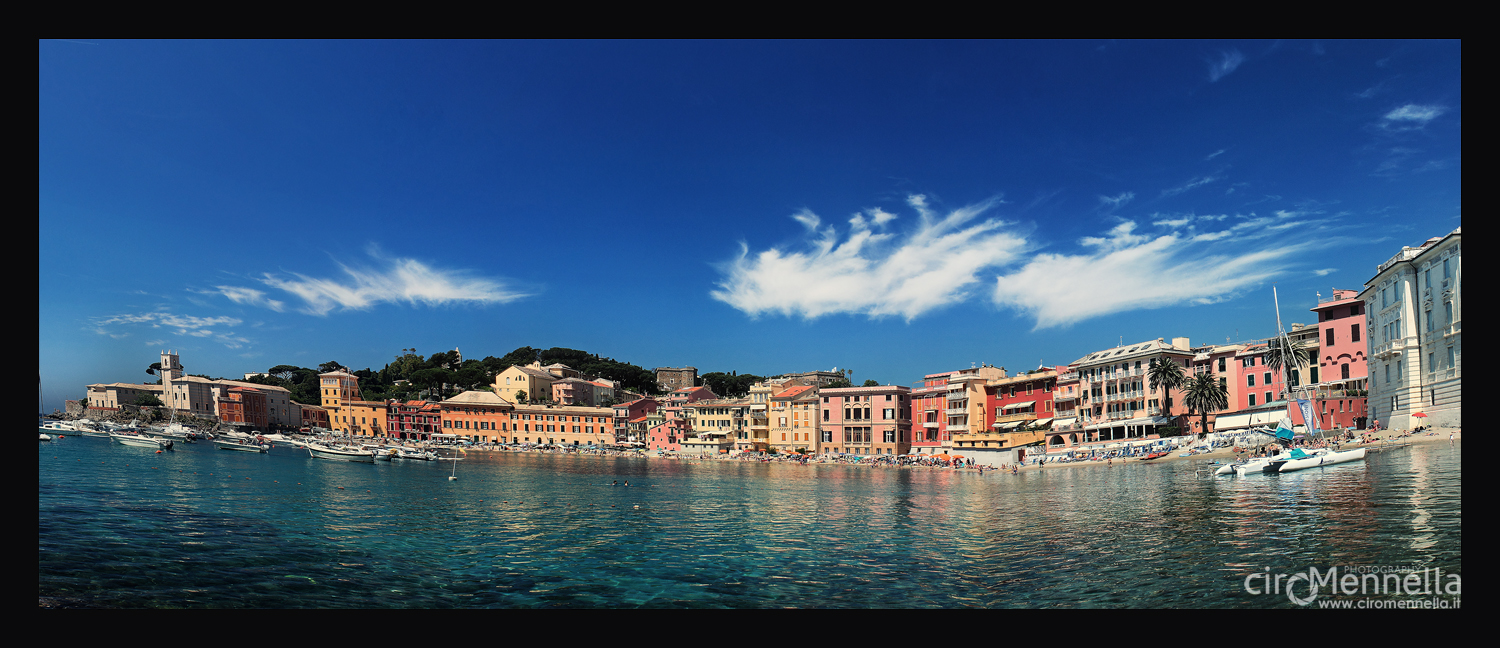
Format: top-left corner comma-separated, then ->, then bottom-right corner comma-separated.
41,40 -> 1460,413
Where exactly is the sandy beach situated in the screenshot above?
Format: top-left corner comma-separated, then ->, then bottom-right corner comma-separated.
1022,428 -> 1462,472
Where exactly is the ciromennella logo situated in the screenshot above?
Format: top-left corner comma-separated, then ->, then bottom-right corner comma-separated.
1244,566 -> 1460,607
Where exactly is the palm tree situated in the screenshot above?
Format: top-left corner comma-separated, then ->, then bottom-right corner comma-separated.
1147,357 -> 1186,419
1263,335 -> 1309,401
1183,372 -> 1229,438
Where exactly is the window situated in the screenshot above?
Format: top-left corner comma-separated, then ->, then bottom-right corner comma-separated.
1341,364 -> 1350,380
1247,374 -> 1256,387
1327,329 -> 1335,346
1218,357 -> 1226,373
1249,394 -> 1257,406
1265,391 -> 1273,404
1264,372 -> 1272,387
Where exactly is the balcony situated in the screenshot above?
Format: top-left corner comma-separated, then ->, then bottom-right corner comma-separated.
945,407 -> 969,416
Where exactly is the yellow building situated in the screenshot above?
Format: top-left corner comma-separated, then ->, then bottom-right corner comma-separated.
493,362 -> 560,404
319,370 -> 365,434
769,385 -> 820,454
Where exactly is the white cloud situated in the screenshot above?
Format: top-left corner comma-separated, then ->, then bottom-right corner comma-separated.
711,195 -> 1027,320
216,286 -> 286,312
992,218 -> 1319,329
1207,50 -> 1245,82
1099,192 -> 1135,210
1161,175 -> 1221,197
253,251 -> 530,316
1383,104 -> 1445,126
1313,268 -> 1338,276
1206,149 -> 1226,161
91,311 -> 248,348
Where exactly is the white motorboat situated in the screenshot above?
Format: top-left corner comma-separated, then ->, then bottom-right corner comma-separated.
1278,447 -> 1367,473
394,448 -> 438,461
39,421 -> 74,435
213,438 -> 269,453
111,433 -> 173,450
40,433 -> 52,442
307,443 -> 374,463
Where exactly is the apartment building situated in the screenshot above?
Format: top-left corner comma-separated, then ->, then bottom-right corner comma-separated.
818,384 -> 911,456
1363,227 -> 1461,430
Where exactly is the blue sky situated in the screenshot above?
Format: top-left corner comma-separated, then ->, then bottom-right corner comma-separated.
39,40 -> 1461,411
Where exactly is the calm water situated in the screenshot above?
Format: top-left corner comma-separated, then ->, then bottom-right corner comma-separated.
39,438 -> 1461,608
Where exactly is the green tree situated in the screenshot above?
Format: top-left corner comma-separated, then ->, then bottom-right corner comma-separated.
1264,335 -> 1309,401
862,379 -> 880,387
268,364 -> 300,382
1147,357 -> 1186,418
514,389 -> 528,403
1183,372 -> 1229,438
135,393 -> 163,407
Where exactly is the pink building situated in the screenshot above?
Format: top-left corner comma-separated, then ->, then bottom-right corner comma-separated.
1309,289 -> 1370,430
819,385 -> 911,455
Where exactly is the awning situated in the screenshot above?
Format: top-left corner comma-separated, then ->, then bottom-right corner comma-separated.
1050,417 -> 1076,427
1215,411 -> 1281,431
1002,400 -> 1036,410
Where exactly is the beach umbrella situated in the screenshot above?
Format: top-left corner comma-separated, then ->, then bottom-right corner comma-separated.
1411,412 -> 1428,418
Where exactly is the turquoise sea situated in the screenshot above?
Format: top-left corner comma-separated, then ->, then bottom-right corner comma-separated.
39,437 -> 1461,608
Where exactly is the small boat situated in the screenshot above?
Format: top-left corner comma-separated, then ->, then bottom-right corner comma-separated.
111,433 -> 173,450
1140,451 -> 1169,461
39,433 -> 52,442
307,443 -> 374,463
213,438 -> 269,453
1278,447 -> 1366,473
393,448 -> 438,461
39,421 -> 74,435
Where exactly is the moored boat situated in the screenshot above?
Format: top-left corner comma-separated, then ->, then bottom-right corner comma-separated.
307,443 -> 374,463
1278,447 -> 1367,473
213,438 -> 269,453
111,433 -> 173,450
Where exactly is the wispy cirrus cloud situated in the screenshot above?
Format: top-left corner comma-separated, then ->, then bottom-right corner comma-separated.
1207,50 -> 1245,82
992,217 -> 1318,329
716,194 -> 1340,330
1160,175 -> 1221,197
1099,192 -> 1135,211
237,248 -> 530,316
90,311 -> 250,348
1381,103 -> 1445,128
215,286 -> 286,312
711,194 -> 1028,321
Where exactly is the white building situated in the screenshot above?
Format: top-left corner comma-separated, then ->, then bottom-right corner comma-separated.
1361,227 -> 1461,431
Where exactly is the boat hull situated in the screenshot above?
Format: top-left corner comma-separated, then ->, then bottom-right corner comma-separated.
1278,448 -> 1367,473
214,440 -> 269,453
112,434 -> 171,449
307,445 -> 374,463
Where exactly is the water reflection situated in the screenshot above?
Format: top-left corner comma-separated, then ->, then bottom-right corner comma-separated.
40,439 -> 1460,607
